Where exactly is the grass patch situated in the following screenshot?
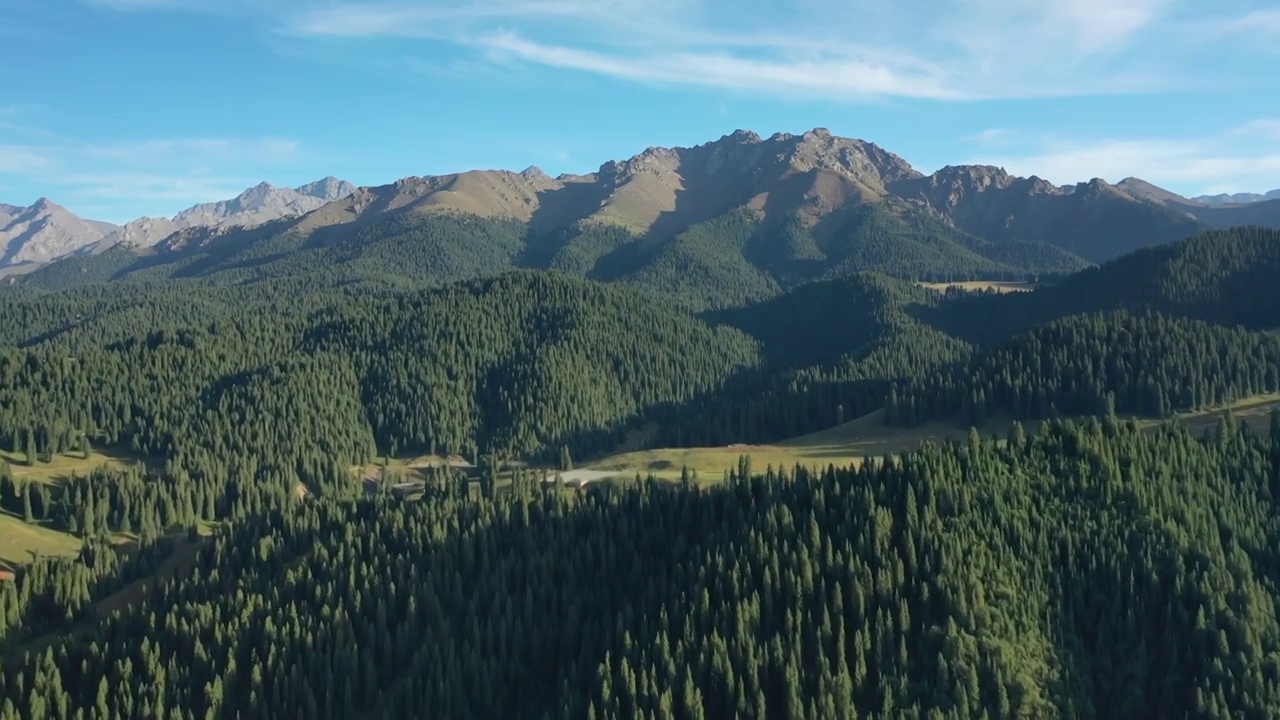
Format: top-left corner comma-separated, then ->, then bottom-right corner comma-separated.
0,447 -> 150,486
351,454 -> 475,486
587,394 -> 1280,484
1148,393 -> 1280,436
0,513 -> 82,565
587,410 -> 981,482
917,280 -> 1035,294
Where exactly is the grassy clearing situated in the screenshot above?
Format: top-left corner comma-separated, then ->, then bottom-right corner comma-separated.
352,454 -> 474,484
1149,393 -> 1280,436
0,447 -> 149,486
917,280 -> 1036,294
0,513 -> 83,566
587,410 -> 980,482
587,394 -> 1280,484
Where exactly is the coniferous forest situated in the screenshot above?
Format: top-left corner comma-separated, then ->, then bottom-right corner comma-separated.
1,224 -> 1279,718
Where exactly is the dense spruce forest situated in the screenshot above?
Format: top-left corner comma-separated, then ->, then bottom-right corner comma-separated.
0,223 -> 1279,718
6,418 -> 1280,719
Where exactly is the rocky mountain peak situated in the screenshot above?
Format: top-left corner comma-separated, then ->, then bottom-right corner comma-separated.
296,176 -> 357,201
519,166 -> 551,182
777,128 -> 922,187
929,165 -> 1016,189
726,128 -> 763,143
0,197 -> 117,267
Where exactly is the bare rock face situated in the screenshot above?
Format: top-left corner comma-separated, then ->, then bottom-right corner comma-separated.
107,177 -> 360,250
106,216 -> 181,249
0,176 -> 360,268
169,179 -> 353,230
1,198 -> 117,267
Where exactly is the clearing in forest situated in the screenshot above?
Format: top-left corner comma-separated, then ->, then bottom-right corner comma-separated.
0,447 -> 149,486
586,410 -> 971,481
586,393 -> 1280,483
917,280 -> 1035,294
0,513 -> 83,565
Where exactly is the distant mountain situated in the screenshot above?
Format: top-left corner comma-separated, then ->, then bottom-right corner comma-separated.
1192,189 -> 1280,204
1113,178 -> 1280,230
1,198 -> 119,270
0,177 -> 356,272
107,176 -> 357,249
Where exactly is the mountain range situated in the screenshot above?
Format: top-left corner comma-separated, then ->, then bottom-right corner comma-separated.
1,177 -> 356,272
1191,189 -> 1280,204
4,128 -> 1279,280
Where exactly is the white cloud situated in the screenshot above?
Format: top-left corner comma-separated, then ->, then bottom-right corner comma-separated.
965,120 -> 1280,195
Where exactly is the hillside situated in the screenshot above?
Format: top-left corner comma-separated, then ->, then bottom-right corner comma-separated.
888,310 -> 1280,426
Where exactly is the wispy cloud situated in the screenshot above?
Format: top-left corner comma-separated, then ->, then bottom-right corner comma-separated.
963,128 -> 1018,146
60,172 -> 262,202
282,0 -> 1179,100
1206,8 -> 1280,37
964,120 -> 1280,194
82,0 -> 225,11
82,138 -> 299,163
0,111 -> 306,220
475,32 -> 965,100
1235,119 -> 1280,140
82,0 -> 1271,102
0,145 -> 52,173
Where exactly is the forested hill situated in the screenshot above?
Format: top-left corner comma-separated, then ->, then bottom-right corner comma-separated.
931,225 -> 1280,343
1,227 -> 1278,461
2,226 -> 1280,718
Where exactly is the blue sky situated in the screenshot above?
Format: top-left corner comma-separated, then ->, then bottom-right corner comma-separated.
2,0 -> 1279,223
